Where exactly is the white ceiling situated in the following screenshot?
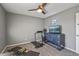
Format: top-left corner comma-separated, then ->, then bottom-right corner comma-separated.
1,3 -> 79,18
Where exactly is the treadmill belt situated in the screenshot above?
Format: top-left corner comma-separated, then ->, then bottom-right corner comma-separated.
31,41 -> 44,48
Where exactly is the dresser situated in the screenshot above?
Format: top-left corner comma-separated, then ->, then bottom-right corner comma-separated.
45,33 -> 65,50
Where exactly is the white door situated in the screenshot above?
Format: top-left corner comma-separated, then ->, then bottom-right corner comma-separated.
76,36 -> 79,53
76,13 -> 79,54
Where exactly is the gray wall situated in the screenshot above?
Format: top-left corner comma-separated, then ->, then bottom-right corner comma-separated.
44,6 -> 79,51
6,13 -> 44,45
0,6 -> 6,52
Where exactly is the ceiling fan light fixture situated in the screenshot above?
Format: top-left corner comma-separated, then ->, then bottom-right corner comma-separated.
37,9 -> 42,13
28,3 -> 47,14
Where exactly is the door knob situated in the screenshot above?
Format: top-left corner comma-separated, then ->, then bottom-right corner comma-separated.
76,35 -> 79,36
77,24 -> 79,25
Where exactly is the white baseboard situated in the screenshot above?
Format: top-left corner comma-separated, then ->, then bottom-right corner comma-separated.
6,41 -> 31,47
1,41 -> 32,54
75,51 -> 79,54
1,46 -> 7,54
65,47 -> 76,53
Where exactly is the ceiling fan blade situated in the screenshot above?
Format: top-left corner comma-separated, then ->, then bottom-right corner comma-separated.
42,11 -> 46,14
28,9 -> 37,11
42,3 -> 47,7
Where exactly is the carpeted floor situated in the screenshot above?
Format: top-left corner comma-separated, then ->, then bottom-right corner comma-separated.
1,43 -> 79,56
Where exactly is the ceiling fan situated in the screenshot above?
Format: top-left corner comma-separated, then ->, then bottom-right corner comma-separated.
28,3 -> 47,14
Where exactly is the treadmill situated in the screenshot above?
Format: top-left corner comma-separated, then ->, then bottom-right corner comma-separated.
31,31 -> 44,48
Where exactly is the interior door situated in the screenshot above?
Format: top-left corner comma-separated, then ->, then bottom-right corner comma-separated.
76,36 -> 79,53
76,13 -> 79,54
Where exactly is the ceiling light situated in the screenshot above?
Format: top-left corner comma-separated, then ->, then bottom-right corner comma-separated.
37,9 -> 42,13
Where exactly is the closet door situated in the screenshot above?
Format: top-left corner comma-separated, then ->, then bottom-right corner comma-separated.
76,13 -> 79,35
76,13 -> 79,54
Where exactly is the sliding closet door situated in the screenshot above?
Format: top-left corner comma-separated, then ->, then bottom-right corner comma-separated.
76,13 -> 79,54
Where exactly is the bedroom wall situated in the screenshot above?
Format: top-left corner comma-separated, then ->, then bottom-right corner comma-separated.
44,6 -> 79,51
0,5 -> 6,52
6,13 -> 44,45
